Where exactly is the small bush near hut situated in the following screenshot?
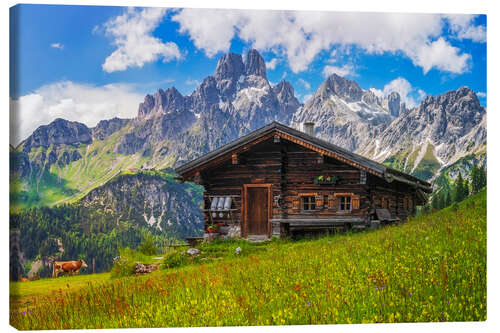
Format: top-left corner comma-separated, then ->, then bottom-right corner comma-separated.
163,251 -> 190,269
111,248 -> 152,278
137,235 -> 159,256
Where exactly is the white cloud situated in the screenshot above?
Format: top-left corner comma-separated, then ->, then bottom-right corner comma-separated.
265,58 -> 278,70
372,77 -> 426,108
50,43 -> 64,50
173,9 -> 240,58
322,64 -> 355,78
410,37 -> 471,74
298,78 -> 311,90
10,81 -> 144,146
172,10 -> 477,74
101,7 -> 182,73
444,14 -> 486,43
476,91 -> 486,98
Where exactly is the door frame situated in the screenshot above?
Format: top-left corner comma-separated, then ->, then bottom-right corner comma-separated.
242,184 -> 272,238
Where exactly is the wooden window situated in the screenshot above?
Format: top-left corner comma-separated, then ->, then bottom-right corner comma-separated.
339,196 -> 351,211
302,196 -> 316,211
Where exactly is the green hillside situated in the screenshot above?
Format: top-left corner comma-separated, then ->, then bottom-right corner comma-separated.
383,142 -> 441,181
10,190 -> 486,329
10,128 -> 158,211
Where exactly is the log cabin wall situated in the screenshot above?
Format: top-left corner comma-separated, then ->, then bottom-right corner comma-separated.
198,136 -> 419,235
201,138 -> 283,233
281,142 -> 370,220
366,173 -> 418,221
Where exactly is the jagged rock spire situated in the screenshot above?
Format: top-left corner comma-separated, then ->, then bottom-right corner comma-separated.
244,49 -> 267,79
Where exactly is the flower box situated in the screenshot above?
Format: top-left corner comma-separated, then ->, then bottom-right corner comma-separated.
313,175 -> 338,185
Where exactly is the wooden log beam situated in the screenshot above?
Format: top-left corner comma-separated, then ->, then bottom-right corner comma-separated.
275,131 -> 383,176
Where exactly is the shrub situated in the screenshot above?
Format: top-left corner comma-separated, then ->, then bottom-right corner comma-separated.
111,248 -> 151,278
137,235 -> 158,256
163,251 -> 189,269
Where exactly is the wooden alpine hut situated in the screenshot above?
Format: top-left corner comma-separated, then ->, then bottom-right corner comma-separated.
175,121 -> 432,239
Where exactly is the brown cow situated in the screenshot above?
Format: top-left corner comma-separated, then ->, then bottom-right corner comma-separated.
52,260 -> 88,278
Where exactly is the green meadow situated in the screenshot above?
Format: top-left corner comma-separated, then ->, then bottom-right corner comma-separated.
10,190 -> 486,329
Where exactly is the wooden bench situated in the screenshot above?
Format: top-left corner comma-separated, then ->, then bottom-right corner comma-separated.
185,237 -> 204,247
271,217 -> 366,237
375,209 -> 400,224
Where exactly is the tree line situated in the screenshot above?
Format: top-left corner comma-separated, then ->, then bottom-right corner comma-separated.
10,203 -> 180,280
426,165 -> 486,212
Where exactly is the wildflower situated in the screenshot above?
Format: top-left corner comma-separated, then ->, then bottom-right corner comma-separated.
307,302 -> 311,306
409,292 -> 412,296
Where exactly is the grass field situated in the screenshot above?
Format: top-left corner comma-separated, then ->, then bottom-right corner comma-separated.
10,190 -> 486,329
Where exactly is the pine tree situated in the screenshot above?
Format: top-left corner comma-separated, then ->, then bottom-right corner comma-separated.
455,172 -> 466,203
471,165 -> 487,193
445,190 -> 452,207
431,194 -> 440,210
479,165 -> 487,190
471,165 -> 481,194
438,191 -> 445,210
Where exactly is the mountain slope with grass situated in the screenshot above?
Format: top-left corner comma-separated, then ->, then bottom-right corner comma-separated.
10,190 -> 486,329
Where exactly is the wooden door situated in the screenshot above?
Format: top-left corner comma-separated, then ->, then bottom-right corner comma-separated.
244,185 -> 270,236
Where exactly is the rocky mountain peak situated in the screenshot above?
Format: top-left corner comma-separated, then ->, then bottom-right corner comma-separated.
420,87 -> 484,118
92,117 -> 130,140
138,87 -> 186,118
319,74 -> 363,102
214,52 -> 245,81
244,49 -> 267,79
138,94 -> 155,118
22,118 -> 92,152
190,76 -> 219,110
361,90 -> 381,105
387,91 -> 403,117
273,80 -> 295,101
155,87 -> 185,112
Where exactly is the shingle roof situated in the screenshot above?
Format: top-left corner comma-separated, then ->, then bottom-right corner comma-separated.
175,121 -> 432,192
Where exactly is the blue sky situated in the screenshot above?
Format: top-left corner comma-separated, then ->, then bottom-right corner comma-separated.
9,4 -> 487,145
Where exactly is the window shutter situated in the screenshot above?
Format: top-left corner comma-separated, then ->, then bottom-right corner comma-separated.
315,195 -> 324,210
352,195 -> 360,210
328,195 -> 337,210
292,197 -> 300,212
